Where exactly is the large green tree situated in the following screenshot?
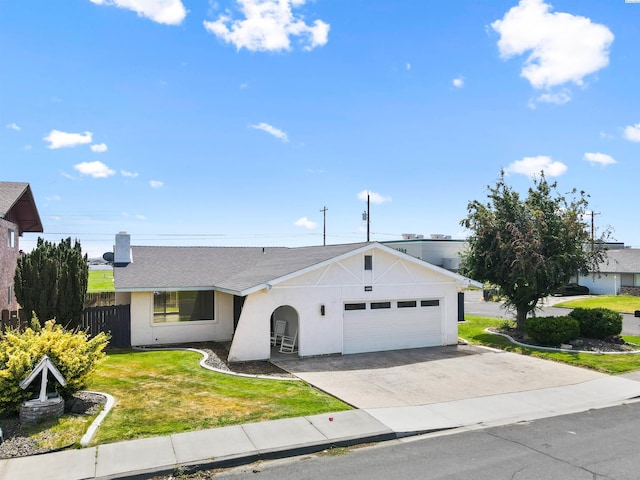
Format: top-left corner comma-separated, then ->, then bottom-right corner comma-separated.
460,172 -> 607,331
14,237 -> 88,328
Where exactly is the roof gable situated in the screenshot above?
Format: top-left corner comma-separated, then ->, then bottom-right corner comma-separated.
0,182 -> 43,234
115,242 -> 371,293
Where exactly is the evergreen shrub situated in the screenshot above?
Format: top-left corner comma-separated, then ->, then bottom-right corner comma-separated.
524,316 -> 580,347
0,319 -> 109,414
569,307 -> 623,340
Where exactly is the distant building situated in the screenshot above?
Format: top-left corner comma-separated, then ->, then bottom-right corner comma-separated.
0,182 -> 43,314
382,234 -> 467,273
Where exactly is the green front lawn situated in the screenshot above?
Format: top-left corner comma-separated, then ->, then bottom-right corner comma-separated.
554,295 -> 640,314
88,269 -> 114,293
460,315 -> 640,375
87,350 -> 350,444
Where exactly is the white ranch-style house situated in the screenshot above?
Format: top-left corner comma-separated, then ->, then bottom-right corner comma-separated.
113,233 -> 480,362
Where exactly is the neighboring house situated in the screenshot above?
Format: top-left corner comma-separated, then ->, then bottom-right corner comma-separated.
0,182 -> 43,314
578,247 -> 640,295
113,233 -> 480,362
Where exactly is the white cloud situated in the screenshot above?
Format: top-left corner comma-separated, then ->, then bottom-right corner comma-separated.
135,214 -> 147,220
6,123 -> 20,131
600,131 -> 614,140
535,90 -> 571,105
406,63 -> 411,71
505,155 -> 567,177
584,152 -> 616,166
89,0 -> 187,25
251,122 -> 289,142
44,130 -> 93,149
150,180 -> 164,188
74,161 -> 116,178
452,76 -> 464,88
90,143 -> 108,153
121,170 -> 139,177
623,123 -> 640,142
358,190 -> 392,204
294,217 -> 317,229
492,0 -> 613,91
204,0 -> 330,52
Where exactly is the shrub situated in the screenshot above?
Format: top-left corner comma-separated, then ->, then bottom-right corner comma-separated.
0,319 -> 109,414
524,316 -> 580,347
569,307 -> 623,340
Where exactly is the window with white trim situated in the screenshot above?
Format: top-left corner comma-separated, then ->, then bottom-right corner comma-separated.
153,290 -> 214,323
7,229 -> 16,248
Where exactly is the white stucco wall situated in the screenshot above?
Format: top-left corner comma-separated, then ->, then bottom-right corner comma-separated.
129,290 -> 234,346
228,246 -> 461,362
578,274 -> 621,295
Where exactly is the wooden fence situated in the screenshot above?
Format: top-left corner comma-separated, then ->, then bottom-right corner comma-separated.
81,304 -> 131,349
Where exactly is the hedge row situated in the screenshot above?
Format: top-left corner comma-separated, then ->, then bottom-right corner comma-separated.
524,307 -> 622,347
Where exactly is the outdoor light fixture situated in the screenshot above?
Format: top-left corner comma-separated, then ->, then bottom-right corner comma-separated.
320,305 -> 325,316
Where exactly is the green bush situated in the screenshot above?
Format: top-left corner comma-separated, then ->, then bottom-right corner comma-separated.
524,316 -> 580,347
0,319 -> 109,414
569,307 -> 623,340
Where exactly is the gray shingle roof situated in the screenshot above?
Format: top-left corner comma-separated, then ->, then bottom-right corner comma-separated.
599,249 -> 640,274
114,242 -> 371,294
0,182 -> 29,217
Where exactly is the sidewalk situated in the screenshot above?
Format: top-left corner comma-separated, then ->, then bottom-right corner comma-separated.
2,375 -> 640,480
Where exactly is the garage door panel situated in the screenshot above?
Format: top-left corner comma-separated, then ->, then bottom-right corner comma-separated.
343,302 -> 443,354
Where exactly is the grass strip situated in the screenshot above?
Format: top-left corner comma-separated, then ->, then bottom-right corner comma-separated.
554,295 -> 640,314
87,269 -> 114,293
460,315 -> 640,375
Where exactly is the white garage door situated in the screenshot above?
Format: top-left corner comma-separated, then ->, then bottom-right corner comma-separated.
343,299 -> 443,354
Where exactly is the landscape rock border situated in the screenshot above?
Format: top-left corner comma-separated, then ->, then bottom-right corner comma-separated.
486,328 -> 640,355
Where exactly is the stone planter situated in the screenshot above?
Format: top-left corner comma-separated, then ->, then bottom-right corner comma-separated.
19,395 -> 64,425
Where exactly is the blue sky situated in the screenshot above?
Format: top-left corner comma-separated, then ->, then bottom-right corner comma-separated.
2,0 -> 639,258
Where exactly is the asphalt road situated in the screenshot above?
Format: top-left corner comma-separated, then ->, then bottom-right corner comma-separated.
463,291 -> 640,336
213,402 -> 640,480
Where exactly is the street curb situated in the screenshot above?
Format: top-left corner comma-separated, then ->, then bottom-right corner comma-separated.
100,431 -> 411,480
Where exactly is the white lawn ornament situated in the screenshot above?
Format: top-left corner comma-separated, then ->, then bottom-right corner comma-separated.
19,355 -> 67,401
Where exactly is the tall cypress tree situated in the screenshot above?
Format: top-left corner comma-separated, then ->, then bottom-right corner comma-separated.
14,237 -> 88,328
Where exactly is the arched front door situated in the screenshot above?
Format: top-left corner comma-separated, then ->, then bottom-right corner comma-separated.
270,305 -> 299,357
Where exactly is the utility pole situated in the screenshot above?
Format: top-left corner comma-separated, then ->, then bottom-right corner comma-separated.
320,206 -> 328,246
591,211 -> 601,250
362,192 -> 370,242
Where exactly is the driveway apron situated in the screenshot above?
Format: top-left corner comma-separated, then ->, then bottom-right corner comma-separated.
272,345 -> 604,409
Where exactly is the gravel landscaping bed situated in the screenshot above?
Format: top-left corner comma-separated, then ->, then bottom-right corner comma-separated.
159,341 -> 296,378
0,391 -> 106,459
493,327 -> 639,352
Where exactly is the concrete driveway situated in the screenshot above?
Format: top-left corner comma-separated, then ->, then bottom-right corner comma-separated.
272,345 -> 604,409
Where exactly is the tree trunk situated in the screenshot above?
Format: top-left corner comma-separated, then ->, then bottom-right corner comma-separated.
515,306 -> 528,333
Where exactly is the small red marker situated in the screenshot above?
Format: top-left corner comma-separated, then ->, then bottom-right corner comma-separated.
329,417 -> 333,421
